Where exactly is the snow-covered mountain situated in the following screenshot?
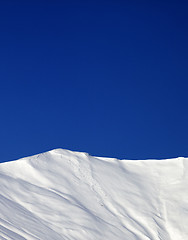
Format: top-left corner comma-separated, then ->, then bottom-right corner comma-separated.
0,149 -> 188,240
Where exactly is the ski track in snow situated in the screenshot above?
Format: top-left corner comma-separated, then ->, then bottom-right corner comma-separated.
0,149 -> 188,240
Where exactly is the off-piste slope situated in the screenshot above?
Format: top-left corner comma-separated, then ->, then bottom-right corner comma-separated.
0,149 -> 188,240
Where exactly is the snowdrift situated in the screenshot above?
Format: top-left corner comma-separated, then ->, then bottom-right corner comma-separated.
0,149 -> 188,240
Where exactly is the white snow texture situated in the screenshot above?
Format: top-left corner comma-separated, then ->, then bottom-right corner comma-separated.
0,149 -> 188,240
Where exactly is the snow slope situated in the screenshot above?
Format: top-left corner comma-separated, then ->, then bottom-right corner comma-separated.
0,149 -> 188,240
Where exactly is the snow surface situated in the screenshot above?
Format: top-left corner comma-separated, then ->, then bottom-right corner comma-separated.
0,149 -> 188,240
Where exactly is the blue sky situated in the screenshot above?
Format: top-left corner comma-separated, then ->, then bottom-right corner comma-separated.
0,0 -> 188,162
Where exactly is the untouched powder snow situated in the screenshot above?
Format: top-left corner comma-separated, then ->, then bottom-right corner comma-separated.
0,149 -> 188,240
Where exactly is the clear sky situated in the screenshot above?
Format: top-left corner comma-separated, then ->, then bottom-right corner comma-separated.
0,0 -> 188,162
